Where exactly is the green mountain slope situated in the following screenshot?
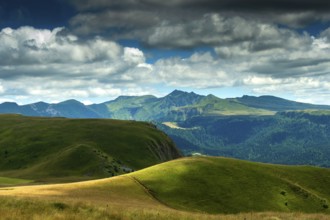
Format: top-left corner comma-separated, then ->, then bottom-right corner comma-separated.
0,115 -> 181,182
235,95 -> 330,111
90,90 -> 273,121
132,156 -> 330,214
90,95 -> 158,120
181,94 -> 273,116
159,112 -> 330,166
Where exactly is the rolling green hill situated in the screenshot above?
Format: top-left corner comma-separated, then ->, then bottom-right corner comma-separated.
1,156 -> 330,219
0,115 -> 181,182
132,156 -> 330,214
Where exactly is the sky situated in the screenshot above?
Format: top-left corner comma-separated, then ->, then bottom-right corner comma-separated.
1,0 -> 330,105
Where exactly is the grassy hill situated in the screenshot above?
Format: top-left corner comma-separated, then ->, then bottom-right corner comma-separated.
0,114 -> 181,182
132,157 -> 330,214
0,156 -> 329,219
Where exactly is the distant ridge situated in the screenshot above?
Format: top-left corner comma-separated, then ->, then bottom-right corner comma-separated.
0,90 -> 329,120
235,95 -> 330,111
0,99 -> 100,118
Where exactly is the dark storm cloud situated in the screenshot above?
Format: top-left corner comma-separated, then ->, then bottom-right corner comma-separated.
68,0 -> 330,45
71,0 -> 330,12
175,0 -> 330,12
250,58 -> 330,76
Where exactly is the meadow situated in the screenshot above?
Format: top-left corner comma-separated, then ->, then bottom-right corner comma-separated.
1,157 -> 330,219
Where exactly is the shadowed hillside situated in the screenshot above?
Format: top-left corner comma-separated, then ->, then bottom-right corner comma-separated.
0,115 -> 181,182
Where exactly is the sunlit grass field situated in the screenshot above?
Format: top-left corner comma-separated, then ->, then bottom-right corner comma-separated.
1,197 -> 329,220
1,157 -> 330,219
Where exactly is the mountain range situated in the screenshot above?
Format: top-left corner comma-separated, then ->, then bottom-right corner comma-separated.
1,90 -> 330,167
1,90 -> 330,120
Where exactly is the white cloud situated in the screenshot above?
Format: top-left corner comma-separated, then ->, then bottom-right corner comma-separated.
245,75 -> 330,104
123,47 -> 146,65
0,82 -> 5,94
0,26 -> 124,65
151,52 -> 237,88
2,77 -> 159,104
0,26 -> 147,73
0,26 -> 155,103
147,27 -> 330,104
1,23 -> 330,105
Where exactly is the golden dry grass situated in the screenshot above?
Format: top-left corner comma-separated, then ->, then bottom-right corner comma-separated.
1,157 -> 330,219
0,175 -> 163,210
1,175 -> 330,219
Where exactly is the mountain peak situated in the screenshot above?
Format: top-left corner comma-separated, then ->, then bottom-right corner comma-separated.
168,89 -> 187,96
0,102 -> 19,106
167,90 -> 199,97
33,101 -> 48,105
58,99 -> 84,105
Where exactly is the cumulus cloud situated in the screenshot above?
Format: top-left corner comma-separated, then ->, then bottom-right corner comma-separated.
151,52 -> 237,88
0,26 -> 124,66
148,51 -> 330,104
214,27 -> 330,79
244,75 -> 330,105
320,28 -> 330,42
144,14 -> 330,82
145,24 -> 330,104
3,76 -> 159,104
1,12 -> 330,105
0,26 -> 148,78
0,26 -> 156,103
0,81 -> 5,94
